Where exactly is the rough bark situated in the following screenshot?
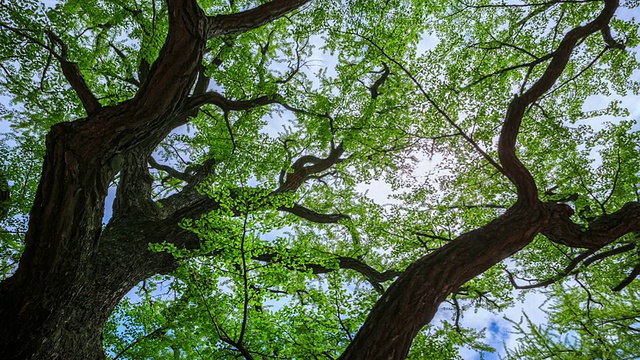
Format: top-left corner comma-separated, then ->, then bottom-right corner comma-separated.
0,0 -> 309,359
339,0 -> 625,358
0,170 -> 9,220
339,202 -> 546,359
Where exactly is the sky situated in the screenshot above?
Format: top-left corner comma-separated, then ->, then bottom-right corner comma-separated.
1,1 -> 640,358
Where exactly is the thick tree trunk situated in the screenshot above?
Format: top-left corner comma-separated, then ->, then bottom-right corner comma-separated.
338,201 -> 546,359
0,213 -> 180,359
0,103 -> 199,360
0,124 -> 184,358
0,1 -> 313,358
0,120 -> 116,359
0,1 -> 205,357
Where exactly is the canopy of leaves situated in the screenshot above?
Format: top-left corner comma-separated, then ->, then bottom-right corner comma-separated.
1,0 -> 639,358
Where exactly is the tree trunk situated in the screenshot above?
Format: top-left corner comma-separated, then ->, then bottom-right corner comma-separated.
0,1 -> 205,356
0,1 -> 312,357
338,201 -> 546,359
338,1 -> 622,357
0,175 -> 182,359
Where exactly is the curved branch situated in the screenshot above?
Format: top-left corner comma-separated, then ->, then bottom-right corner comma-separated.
254,253 -> 401,292
335,257 -> 401,284
206,0 -> 311,39
148,156 -> 192,182
275,143 -> 345,193
601,25 -> 625,49
506,249 -> 597,290
498,0 -> 619,204
183,93 -> 335,138
185,92 -> 281,113
543,46 -> 608,99
582,242 -> 635,267
542,201 -> 640,249
507,243 -> 636,290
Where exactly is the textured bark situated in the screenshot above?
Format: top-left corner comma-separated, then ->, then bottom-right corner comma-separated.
338,199 -> 640,359
0,170 -> 9,220
339,203 -> 546,359
339,0 -> 623,358
0,0 -> 309,359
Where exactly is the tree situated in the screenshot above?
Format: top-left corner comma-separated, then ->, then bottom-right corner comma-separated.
0,0 -> 639,358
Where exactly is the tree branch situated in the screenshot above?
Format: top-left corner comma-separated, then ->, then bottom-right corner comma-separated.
506,249 -> 596,290
0,23 -> 102,115
582,242 -> 635,267
206,0 -> 311,39
148,156 -> 192,182
468,52 -> 555,87
601,25 -> 625,49
498,0 -> 619,204
612,263 -> 640,291
275,143 -> 345,193
369,62 -> 390,99
507,243 -> 636,290
45,31 -> 102,115
185,92 -> 281,113
254,253 -> 401,292
279,204 -> 349,223
542,201 -> 640,249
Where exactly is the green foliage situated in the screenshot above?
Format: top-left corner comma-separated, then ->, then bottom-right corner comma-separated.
507,277 -> 640,359
1,0 -> 639,358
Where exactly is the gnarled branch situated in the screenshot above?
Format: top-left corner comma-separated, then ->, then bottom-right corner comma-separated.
498,0 -> 619,204
543,202 -> 640,249
185,92 -> 280,114
254,252 -> 401,293
206,0 -> 311,39
275,143 -> 345,193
